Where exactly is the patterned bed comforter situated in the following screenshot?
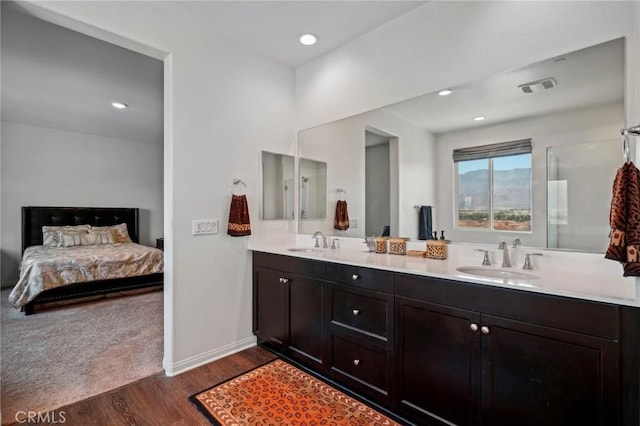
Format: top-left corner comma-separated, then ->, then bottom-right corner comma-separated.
9,243 -> 164,308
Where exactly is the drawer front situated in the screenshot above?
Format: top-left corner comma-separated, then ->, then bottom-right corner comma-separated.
332,287 -> 389,340
330,334 -> 388,395
253,251 -> 326,280
328,264 -> 394,293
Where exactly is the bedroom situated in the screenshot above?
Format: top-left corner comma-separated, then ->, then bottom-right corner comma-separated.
1,0 -> 639,424
0,2 -> 165,419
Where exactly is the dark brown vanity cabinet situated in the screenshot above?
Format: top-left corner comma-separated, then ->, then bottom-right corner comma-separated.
253,252 -> 327,371
396,273 -> 622,426
253,252 -> 640,425
326,265 -> 394,404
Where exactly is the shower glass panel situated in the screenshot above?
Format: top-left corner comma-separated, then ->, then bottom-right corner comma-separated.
261,151 -> 295,220
546,139 -> 619,252
299,158 -> 327,220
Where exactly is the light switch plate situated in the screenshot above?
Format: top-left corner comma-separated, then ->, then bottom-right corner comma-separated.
349,219 -> 358,228
192,219 -> 219,235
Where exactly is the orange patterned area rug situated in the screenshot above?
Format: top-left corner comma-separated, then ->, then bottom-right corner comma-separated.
190,359 -> 403,425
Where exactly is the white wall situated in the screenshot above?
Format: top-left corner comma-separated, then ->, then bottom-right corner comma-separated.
22,1 -> 296,375
296,2 -> 638,131
0,121 -> 164,287
435,102 -> 623,248
298,107 -> 435,239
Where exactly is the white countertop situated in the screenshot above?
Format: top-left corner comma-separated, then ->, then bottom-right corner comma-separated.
248,234 -> 640,307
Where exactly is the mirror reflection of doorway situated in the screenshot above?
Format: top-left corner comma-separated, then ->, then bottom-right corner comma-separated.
365,130 -> 394,236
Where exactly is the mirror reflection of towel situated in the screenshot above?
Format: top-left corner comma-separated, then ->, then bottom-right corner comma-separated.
418,205 -> 433,240
228,194 -> 251,236
334,200 -> 349,231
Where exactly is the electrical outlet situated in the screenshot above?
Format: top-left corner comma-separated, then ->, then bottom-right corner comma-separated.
192,219 -> 219,235
349,219 -> 358,228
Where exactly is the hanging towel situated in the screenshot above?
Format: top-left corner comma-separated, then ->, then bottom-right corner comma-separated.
418,205 -> 433,240
605,162 -> 640,276
605,162 -> 630,262
228,194 -> 251,237
334,200 -> 350,231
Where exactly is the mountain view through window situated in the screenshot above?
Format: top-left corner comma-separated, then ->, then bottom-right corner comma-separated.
457,154 -> 531,231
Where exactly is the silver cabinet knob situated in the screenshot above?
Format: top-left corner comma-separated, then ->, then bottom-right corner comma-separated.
470,323 -> 479,331
352,309 -> 360,316
353,359 -> 360,366
351,274 -> 359,280
282,278 -> 289,284
278,277 -> 284,283
481,326 -> 490,335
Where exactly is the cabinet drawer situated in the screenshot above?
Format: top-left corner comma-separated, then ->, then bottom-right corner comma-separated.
328,264 -> 394,293
332,287 -> 389,340
330,334 -> 388,397
253,251 -> 326,280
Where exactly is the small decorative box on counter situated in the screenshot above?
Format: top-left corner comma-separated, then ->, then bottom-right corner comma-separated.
426,240 -> 447,259
375,238 -> 388,253
388,238 -> 409,255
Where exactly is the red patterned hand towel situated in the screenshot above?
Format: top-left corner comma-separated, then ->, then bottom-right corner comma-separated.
605,162 -> 630,262
334,200 -> 349,231
228,194 -> 251,237
623,164 -> 640,276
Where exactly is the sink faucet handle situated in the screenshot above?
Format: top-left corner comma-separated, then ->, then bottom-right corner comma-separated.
312,235 -> 321,248
522,253 -> 543,270
331,238 -> 340,249
474,249 -> 491,266
512,238 -> 522,248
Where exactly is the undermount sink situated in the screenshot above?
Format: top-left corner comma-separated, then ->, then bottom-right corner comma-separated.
287,248 -> 324,253
456,266 -> 538,280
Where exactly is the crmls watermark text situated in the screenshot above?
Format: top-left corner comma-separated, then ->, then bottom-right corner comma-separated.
15,411 -> 67,424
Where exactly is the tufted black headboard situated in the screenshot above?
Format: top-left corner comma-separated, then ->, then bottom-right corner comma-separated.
22,206 -> 139,252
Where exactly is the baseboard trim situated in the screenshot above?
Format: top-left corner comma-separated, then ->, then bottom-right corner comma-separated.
163,336 -> 257,377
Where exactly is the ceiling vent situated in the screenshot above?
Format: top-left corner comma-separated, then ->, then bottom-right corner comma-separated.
518,77 -> 557,94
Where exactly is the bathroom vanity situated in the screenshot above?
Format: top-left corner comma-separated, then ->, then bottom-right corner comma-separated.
251,240 -> 640,426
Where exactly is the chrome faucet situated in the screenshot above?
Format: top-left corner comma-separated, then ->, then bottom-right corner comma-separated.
522,253 -> 543,270
512,238 -> 522,248
312,231 -> 329,248
474,249 -> 491,266
497,241 -> 511,267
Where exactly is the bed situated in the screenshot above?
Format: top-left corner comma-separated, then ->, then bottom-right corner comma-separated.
10,206 -> 164,315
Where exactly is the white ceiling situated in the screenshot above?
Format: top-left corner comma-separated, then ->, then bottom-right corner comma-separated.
1,1 -> 425,144
1,5 -> 164,144
383,38 -> 625,134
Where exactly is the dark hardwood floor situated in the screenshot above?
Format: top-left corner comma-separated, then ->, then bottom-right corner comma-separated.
13,346 -> 277,426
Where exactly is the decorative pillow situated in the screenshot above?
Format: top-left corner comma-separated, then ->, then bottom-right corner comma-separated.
57,230 -> 87,247
91,223 -> 132,243
83,229 -> 116,245
42,225 -> 91,247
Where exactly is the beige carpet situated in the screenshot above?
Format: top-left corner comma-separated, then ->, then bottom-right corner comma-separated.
0,288 -> 164,424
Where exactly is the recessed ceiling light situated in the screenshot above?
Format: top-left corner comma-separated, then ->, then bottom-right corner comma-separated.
111,102 -> 128,109
473,116 -> 486,121
299,33 -> 318,46
438,89 -> 452,96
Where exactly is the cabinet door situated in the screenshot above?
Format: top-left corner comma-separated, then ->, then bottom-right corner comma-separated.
396,297 -> 481,426
288,276 -> 325,369
254,267 -> 288,348
481,315 -> 619,426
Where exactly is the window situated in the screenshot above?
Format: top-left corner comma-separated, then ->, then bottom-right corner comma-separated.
454,139 -> 532,232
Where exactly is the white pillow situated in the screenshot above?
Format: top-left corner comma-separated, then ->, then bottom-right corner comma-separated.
42,225 -> 91,247
91,223 -> 132,243
57,230 -> 86,247
83,229 -> 116,245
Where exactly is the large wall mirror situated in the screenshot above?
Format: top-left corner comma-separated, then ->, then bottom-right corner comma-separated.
261,151 -> 294,220
298,38 -> 625,253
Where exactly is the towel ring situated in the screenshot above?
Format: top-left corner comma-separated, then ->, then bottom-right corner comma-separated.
232,179 -> 247,195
